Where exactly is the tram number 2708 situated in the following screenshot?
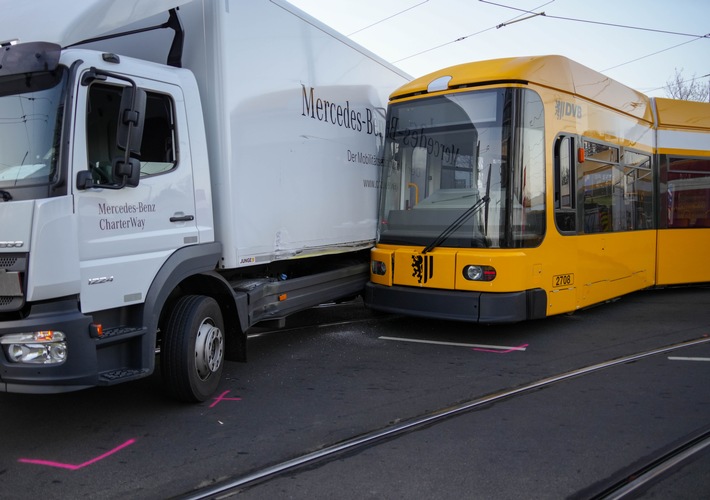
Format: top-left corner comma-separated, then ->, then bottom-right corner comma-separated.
553,274 -> 574,288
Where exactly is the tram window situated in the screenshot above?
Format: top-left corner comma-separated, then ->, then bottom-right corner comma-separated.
584,141 -> 619,163
554,135 -> 576,233
580,140 -> 618,233
578,141 -> 653,233
510,89 -> 545,247
664,157 -> 710,228
620,151 -> 652,230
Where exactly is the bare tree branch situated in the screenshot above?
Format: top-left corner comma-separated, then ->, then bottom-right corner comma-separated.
665,68 -> 710,102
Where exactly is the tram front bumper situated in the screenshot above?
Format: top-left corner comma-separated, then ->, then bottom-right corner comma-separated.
364,282 -> 547,324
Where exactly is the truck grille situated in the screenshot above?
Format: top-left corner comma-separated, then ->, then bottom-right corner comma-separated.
0,253 -> 26,312
0,256 -> 18,268
0,296 -> 17,306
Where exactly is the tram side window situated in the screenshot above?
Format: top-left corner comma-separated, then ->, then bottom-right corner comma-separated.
620,150 -> 653,230
554,135 -> 576,232
578,141 -> 653,233
579,141 -> 617,233
664,157 -> 710,228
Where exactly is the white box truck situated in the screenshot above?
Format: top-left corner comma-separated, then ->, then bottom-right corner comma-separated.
0,0 -> 409,401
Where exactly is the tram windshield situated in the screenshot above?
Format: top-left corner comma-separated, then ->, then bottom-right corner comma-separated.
377,88 -> 545,249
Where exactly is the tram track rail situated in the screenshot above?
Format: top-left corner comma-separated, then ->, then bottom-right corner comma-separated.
175,335 -> 710,500
587,427 -> 710,499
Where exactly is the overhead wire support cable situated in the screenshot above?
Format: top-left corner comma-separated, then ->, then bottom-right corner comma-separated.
496,11 -> 545,29
601,37 -> 709,72
480,0 -> 710,38
393,0 -> 554,63
482,0 -> 710,82
348,0 -> 430,36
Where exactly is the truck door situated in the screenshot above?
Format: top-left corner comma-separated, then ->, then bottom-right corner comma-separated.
74,78 -> 199,313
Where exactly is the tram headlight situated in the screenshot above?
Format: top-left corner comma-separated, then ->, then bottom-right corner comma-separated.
1,331 -> 67,364
371,260 -> 387,276
463,265 -> 496,282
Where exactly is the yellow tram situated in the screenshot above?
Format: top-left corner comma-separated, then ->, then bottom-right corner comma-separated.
365,55 -> 710,322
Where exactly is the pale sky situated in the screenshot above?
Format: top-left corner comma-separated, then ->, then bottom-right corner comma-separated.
289,0 -> 709,98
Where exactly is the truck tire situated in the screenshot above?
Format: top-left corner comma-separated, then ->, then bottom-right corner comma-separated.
161,295 -> 225,402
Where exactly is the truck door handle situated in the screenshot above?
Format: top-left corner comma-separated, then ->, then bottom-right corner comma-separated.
170,214 -> 195,222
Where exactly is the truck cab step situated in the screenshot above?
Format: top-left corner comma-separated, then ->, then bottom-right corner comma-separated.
98,368 -> 151,385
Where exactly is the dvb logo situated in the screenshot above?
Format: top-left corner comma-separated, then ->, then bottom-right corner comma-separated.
555,99 -> 582,120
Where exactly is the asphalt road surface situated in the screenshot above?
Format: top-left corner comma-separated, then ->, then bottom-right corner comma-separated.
1,286 -> 708,499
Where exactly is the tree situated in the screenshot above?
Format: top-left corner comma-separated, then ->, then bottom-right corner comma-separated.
665,68 -> 710,102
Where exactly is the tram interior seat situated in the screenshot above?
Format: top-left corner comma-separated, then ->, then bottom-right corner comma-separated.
672,217 -> 690,227
695,218 -> 710,227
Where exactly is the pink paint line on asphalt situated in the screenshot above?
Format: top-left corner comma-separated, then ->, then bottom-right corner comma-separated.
19,438 -> 136,470
472,343 -> 529,354
209,390 -> 242,408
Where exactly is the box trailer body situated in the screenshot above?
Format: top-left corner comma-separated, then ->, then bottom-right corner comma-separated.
0,0 -> 409,400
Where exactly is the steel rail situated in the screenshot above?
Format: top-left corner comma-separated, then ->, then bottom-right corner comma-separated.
177,336 -> 710,500
594,429 -> 710,499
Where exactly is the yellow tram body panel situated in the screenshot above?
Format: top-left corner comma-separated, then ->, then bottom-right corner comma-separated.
372,227 -> 657,318
656,229 -> 710,286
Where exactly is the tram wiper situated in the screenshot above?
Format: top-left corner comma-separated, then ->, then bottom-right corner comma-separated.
421,195 -> 490,254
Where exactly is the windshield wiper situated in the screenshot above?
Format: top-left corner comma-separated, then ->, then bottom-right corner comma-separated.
0,190 -> 12,201
421,195 -> 489,254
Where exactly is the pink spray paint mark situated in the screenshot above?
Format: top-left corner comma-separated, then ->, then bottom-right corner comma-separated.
18,438 -> 136,470
209,390 -> 242,408
472,343 -> 529,354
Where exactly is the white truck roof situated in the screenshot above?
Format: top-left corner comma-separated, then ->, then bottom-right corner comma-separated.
0,0 -> 191,47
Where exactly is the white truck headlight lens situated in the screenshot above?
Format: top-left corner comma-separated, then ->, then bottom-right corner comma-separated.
1,331 -> 67,364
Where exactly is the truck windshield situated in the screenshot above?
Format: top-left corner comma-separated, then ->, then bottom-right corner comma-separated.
0,68 -> 67,189
377,87 -> 545,249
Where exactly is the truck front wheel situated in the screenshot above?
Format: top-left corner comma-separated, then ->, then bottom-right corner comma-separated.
161,295 -> 225,402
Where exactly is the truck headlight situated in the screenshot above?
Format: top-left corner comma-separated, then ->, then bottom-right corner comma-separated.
1,331 -> 67,364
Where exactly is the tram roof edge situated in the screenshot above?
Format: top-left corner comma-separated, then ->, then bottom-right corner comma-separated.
390,55 -> 653,122
654,97 -> 710,130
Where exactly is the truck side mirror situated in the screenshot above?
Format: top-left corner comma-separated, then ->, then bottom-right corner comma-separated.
76,170 -> 94,190
77,69 -> 146,190
117,86 -> 147,155
0,42 -> 61,77
113,86 -> 146,188
113,157 -> 141,188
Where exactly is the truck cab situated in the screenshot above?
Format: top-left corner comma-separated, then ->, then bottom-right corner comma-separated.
0,39 -> 222,397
